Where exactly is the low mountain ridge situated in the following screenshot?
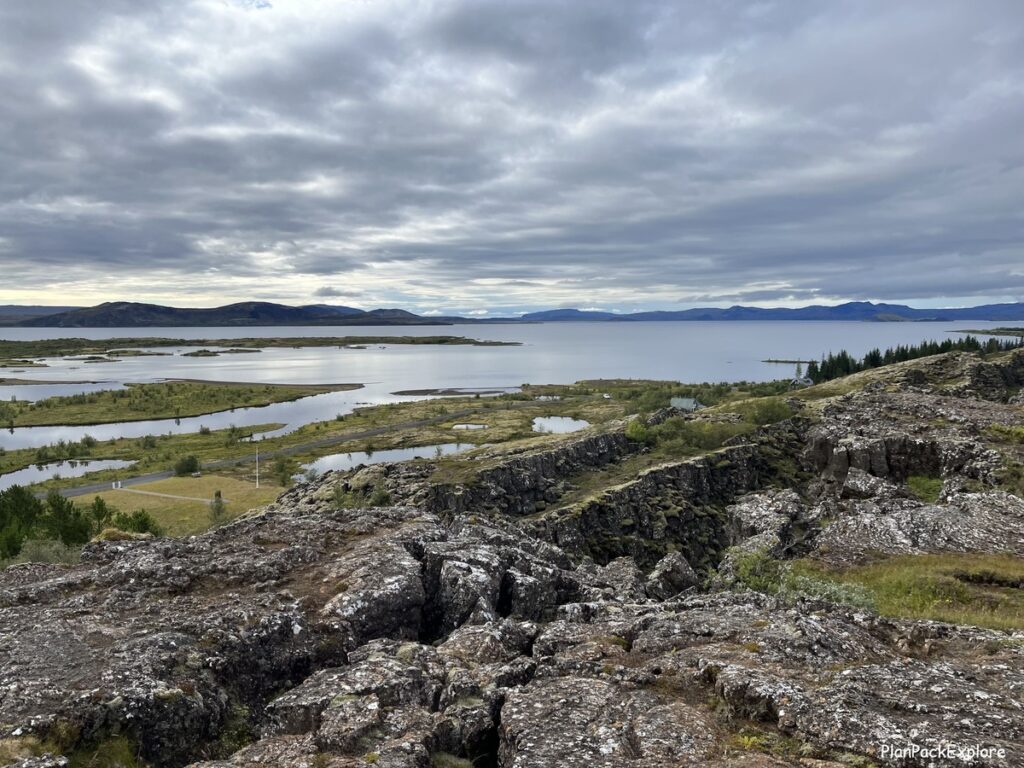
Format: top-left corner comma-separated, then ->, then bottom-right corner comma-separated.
525,301 -> 1024,322
10,299 -> 1024,327
0,305 -> 82,325
16,301 -> 453,328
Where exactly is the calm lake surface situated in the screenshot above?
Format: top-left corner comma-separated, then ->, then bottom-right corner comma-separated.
0,321 -> 1004,452
301,443 -> 468,475
0,459 -> 136,491
533,416 -> 590,434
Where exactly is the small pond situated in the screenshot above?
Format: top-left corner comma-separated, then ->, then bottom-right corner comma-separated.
532,416 -> 590,434
300,442 -> 471,476
0,459 -> 137,491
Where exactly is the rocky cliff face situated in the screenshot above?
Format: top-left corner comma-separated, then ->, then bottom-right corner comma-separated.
522,444 -> 764,570
3,351 -> 1024,767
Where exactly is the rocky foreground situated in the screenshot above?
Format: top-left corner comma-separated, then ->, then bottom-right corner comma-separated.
2,351 -> 1024,767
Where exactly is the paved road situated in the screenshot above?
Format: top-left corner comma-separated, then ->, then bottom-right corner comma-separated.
54,401 -> 544,498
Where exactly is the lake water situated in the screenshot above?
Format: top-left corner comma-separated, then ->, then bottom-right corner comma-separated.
0,459 -> 136,491
0,381 -> 128,402
301,443 -> 468,475
533,416 -> 590,433
0,321 -> 1005,452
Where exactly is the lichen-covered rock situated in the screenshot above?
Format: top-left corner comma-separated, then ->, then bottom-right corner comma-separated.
5,350 -> 1024,767
840,467 -> 905,499
811,491 -> 1024,566
499,676 -> 718,767
644,551 -> 699,599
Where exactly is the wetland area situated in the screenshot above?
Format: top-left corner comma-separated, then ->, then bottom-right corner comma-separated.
1,321 -> 1008,494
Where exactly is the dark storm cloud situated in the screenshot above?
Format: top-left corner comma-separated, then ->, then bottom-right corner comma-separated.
1,0 -> 1022,308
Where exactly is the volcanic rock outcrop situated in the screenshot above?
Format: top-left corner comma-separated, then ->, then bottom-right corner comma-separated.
2,350 -> 1024,767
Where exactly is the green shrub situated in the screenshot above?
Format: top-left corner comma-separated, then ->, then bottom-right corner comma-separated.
0,485 -> 44,558
624,420 -> 649,443
173,455 -> 200,476
987,424 -> 1024,444
731,552 -> 875,611
723,397 -> 793,425
273,457 -> 297,487
334,484 -> 392,509
209,491 -> 228,524
645,417 -> 753,456
0,538 -> 81,568
784,572 -> 875,610
41,491 -> 92,546
111,509 -> 164,536
800,554 -> 1024,631
733,551 -> 788,594
368,487 -> 392,506
88,497 -> 114,530
907,475 -> 943,503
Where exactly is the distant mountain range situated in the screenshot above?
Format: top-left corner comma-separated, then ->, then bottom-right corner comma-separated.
0,305 -> 82,325
521,301 -> 1024,322
4,300 -> 1024,327
5,302 -> 465,328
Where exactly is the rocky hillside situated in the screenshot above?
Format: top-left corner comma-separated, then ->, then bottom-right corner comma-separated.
2,350 -> 1024,767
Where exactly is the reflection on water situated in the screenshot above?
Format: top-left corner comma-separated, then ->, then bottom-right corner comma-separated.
1,388 -> 408,451
0,321 -> 1008,451
301,443 -> 469,475
0,459 -> 136,491
532,416 -> 589,433
0,381 -> 126,403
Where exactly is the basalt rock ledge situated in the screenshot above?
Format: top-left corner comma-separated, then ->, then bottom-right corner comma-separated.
2,351 -> 1024,767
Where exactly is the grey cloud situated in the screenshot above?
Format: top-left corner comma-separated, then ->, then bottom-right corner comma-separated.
1,0 -> 1022,309
314,286 -> 363,298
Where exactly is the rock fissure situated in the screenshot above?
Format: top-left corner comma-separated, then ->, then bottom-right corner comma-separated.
5,351 -> 1024,766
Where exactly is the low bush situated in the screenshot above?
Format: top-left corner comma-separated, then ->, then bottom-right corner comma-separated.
624,419 -> 649,443
731,551 -> 875,611
907,475 -> 943,503
334,484 -> 393,509
209,491 -> 228,524
646,417 -> 754,456
173,455 -> 200,476
731,551 -> 1024,630
112,509 -> 164,536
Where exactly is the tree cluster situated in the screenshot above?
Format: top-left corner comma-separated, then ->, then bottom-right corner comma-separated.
806,335 -> 1023,384
0,487 -> 162,559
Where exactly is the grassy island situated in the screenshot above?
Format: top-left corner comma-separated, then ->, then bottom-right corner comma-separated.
0,335 -> 519,360
0,381 -> 361,427
955,327 -> 1024,337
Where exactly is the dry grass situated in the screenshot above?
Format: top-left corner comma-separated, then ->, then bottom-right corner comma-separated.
795,554 -> 1024,631
91,475 -> 283,536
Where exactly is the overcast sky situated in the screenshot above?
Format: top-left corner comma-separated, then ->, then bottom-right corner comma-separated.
1,1 -> 1022,313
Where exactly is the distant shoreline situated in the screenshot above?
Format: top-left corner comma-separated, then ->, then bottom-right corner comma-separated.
954,327 -> 1024,337
0,335 -> 521,360
6,299 -> 1024,327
